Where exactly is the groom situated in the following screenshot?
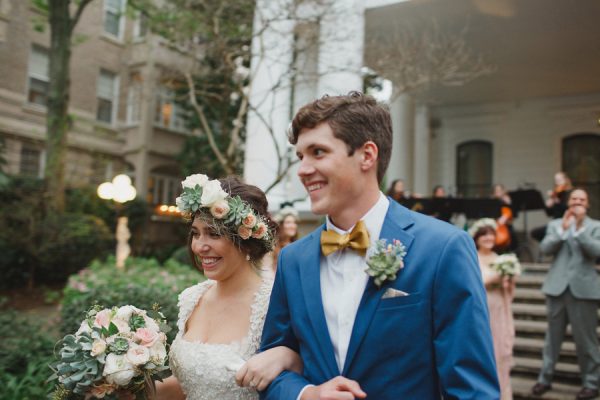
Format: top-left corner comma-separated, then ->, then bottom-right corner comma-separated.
260,92 -> 499,399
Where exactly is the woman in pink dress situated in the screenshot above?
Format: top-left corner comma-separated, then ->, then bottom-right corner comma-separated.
471,219 -> 516,399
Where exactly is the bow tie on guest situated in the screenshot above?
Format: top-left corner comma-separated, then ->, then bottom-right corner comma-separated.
320,220 -> 370,257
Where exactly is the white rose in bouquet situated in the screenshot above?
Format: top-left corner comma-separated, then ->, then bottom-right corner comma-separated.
103,353 -> 136,386
116,305 -> 142,321
126,344 -> 151,366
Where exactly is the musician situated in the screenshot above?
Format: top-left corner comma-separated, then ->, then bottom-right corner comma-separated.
531,172 -> 573,242
492,184 -> 518,252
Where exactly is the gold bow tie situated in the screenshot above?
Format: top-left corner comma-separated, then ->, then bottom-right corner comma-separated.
320,220 -> 370,257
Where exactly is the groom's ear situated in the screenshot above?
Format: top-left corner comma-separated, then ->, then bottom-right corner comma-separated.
358,141 -> 378,173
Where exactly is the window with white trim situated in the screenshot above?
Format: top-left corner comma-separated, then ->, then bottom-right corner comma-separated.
103,0 -> 125,39
155,87 -> 187,132
148,173 -> 180,205
27,46 -> 49,107
127,71 -> 142,124
133,13 -> 148,39
97,69 -> 119,124
19,144 -> 44,178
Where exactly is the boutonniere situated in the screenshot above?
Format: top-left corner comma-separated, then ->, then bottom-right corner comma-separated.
365,239 -> 407,287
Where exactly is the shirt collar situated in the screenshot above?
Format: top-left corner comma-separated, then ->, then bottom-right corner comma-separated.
326,192 -> 389,244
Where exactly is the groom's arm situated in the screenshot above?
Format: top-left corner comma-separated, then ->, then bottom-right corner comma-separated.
259,254 -> 311,400
432,231 -> 500,399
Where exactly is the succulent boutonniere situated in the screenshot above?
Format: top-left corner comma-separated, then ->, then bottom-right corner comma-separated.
365,239 -> 407,287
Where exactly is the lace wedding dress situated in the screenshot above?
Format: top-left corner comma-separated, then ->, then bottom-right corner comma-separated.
169,278 -> 272,400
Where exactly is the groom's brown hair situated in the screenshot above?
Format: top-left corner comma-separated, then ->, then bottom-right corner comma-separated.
289,91 -> 393,183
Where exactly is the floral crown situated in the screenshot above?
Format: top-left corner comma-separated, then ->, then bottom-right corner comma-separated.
175,174 -> 273,248
468,218 -> 497,238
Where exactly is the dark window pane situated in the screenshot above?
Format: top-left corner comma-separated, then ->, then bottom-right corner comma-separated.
456,141 -> 493,198
20,147 -> 41,177
97,98 -> 113,123
28,78 -> 48,106
104,11 -> 120,36
563,133 -> 600,218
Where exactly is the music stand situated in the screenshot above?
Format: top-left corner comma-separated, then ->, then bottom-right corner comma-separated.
508,189 -> 545,261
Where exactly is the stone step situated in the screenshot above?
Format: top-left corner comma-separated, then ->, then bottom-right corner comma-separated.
516,274 -> 545,286
512,356 -> 581,380
514,319 -> 600,336
513,337 -> 576,355
512,376 -> 581,400
512,303 -> 600,319
514,288 -> 546,303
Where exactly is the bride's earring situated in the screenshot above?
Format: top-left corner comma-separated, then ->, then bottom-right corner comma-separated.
246,254 -> 250,261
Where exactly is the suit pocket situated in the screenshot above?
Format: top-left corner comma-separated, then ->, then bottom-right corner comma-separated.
378,292 -> 422,310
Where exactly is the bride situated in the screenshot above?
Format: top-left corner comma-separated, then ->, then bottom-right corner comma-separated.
154,175 -> 302,400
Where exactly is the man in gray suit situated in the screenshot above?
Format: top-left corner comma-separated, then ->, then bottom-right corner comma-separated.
531,188 -> 600,399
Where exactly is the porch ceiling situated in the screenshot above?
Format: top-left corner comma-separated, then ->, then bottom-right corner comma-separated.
365,0 -> 600,106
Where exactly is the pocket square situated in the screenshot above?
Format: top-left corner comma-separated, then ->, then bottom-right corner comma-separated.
381,288 -> 409,299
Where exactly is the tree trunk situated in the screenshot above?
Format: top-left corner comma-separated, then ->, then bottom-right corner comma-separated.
44,0 -> 72,213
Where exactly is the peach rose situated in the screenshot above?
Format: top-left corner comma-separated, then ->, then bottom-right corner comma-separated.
89,383 -> 116,398
238,225 -> 252,240
252,222 -> 268,239
134,328 -> 159,347
91,339 -> 107,357
242,213 -> 257,228
210,200 -> 230,219
94,310 -> 111,328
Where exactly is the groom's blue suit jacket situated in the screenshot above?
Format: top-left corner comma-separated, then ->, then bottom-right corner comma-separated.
260,200 -> 500,399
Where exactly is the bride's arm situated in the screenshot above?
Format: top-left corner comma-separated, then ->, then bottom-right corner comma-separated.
235,346 -> 303,391
151,376 -> 186,400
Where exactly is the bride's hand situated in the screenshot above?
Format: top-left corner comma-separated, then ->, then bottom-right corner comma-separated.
235,346 -> 303,391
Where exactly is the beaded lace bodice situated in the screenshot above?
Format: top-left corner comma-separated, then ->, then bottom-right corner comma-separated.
169,278 -> 272,400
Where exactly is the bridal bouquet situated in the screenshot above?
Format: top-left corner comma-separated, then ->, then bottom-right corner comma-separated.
490,253 -> 522,277
50,305 -> 169,400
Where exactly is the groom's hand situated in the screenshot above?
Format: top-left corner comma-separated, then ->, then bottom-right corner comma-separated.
301,376 -> 367,400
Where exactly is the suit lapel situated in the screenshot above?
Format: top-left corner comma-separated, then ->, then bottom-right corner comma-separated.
342,201 -> 415,375
299,225 -> 340,377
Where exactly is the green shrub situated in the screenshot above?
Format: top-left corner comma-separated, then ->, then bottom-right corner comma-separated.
61,257 -> 203,343
0,177 -> 115,288
0,310 -> 56,400
37,213 -> 114,284
167,245 -> 193,267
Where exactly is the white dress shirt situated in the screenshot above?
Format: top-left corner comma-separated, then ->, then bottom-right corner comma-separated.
321,192 -> 389,372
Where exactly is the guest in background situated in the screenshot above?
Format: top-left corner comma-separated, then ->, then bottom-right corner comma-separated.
271,205 -> 299,272
432,185 -> 446,198
531,172 -> 573,242
431,185 -> 452,222
386,179 -> 408,203
470,219 -> 516,400
531,188 -> 600,400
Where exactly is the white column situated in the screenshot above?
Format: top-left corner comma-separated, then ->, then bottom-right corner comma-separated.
317,0 -> 365,96
244,0 -> 296,209
388,93 -> 414,190
413,105 -> 430,196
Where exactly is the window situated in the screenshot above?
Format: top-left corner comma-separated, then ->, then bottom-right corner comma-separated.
133,13 -> 148,39
456,140 -> 493,198
155,87 -> 187,131
563,133 -> 600,218
19,145 -> 43,177
103,0 -> 125,39
127,71 -> 142,124
27,46 -> 49,107
97,69 -> 118,124
148,174 -> 180,205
